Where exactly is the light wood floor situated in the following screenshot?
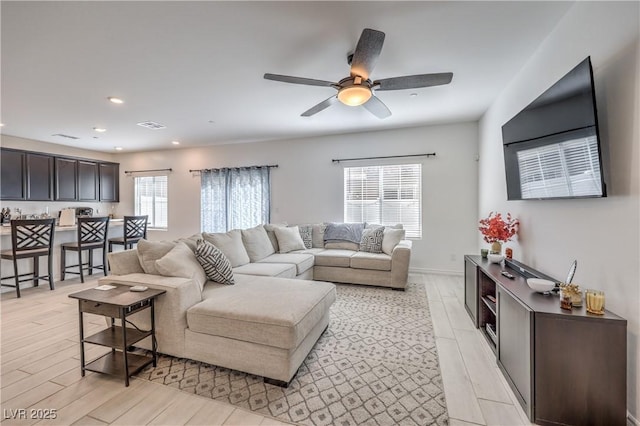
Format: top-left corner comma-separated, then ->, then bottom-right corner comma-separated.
1,274 -> 530,425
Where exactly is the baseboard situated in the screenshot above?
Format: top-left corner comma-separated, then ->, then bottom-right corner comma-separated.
628,411 -> 639,426
410,267 -> 463,276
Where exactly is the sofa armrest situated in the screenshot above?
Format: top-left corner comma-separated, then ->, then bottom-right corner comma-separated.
391,240 -> 412,288
107,249 -> 144,275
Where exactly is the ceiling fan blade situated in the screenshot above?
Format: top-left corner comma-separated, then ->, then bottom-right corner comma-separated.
264,73 -> 336,87
374,72 -> 453,91
363,95 -> 391,119
301,95 -> 338,117
350,28 -> 385,80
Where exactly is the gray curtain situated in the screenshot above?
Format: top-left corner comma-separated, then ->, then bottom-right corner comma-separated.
201,166 -> 270,232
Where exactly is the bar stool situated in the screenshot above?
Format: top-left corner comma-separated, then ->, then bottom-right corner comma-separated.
61,216 -> 109,283
0,218 -> 56,298
108,215 -> 148,252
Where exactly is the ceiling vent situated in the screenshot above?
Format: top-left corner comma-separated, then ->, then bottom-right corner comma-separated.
52,133 -> 79,140
137,121 -> 166,130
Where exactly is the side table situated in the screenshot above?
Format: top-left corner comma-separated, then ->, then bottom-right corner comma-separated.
69,284 -> 166,386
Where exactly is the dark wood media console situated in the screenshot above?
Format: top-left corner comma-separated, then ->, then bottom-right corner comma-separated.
464,255 -> 626,426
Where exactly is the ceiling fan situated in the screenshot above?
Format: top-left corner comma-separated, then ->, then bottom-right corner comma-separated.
264,28 -> 453,119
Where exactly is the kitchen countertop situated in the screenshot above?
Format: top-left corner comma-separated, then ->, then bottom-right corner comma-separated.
0,218 -> 123,236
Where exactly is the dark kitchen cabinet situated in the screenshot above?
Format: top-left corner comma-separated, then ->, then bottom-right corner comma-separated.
55,157 -> 78,201
99,163 -> 119,202
78,160 -> 99,201
1,149 -> 26,200
26,153 -> 54,200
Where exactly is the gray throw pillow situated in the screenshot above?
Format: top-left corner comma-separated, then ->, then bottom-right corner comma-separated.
360,226 -> 384,253
195,239 -> 234,285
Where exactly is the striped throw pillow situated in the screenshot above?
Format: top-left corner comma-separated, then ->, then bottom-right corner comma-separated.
195,239 -> 235,285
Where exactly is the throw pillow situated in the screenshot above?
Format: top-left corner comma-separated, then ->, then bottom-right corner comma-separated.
241,225 -> 275,262
155,241 -> 207,291
136,239 -> 177,275
312,223 -> 327,248
274,226 -> 306,253
382,228 -> 406,255
176,233 -> 203,253
202,229 -> 250,267
195,239 -> 235,285
263,223 -> 287,252
360,226 -> 384,253
298,224 -> 313,249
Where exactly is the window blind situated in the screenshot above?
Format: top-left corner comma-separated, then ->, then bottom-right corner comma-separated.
344,164 -> 422,238
517,135 -> 602,199
134,176 -> 168,228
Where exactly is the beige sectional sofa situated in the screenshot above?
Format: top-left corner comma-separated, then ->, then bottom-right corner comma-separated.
101,223 -> 412,386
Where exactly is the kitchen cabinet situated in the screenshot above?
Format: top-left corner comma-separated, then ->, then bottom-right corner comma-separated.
1,149 -> 26,200
78,160 -> 99,201
55,157 -> 78,201
26,153 -> 54,201
99,163 -> 119,202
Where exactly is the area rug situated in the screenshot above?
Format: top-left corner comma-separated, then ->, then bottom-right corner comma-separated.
136,282 -> 449,425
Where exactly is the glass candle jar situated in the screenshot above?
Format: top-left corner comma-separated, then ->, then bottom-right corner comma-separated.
560,291 -> 573,310
585,289 -> 605,315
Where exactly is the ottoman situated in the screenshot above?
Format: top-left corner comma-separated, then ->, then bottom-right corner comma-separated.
184,274 -> 336,386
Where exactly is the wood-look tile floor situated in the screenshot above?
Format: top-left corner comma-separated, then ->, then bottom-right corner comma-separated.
1,274 -> 531,425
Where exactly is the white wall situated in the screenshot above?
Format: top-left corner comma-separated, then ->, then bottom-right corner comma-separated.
478,1 -> 639,419
116,122 -> 479,273
0,135 -> 118,217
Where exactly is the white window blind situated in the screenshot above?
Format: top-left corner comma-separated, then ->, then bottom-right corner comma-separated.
134,176 -> 168,228
344,164 -> 422,238
517,135 -> 602,199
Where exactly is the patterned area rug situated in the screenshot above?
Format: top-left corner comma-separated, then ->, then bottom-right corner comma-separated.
136,282 -> 449,425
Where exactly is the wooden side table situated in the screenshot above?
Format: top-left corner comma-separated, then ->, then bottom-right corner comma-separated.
69,284 -> 166,386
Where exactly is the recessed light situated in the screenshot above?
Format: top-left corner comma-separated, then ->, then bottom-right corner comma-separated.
114,146 -> 123,151
409,93 -> 418,97
208,120 -> 215,124
171,140 -> 180,145
93,127 -> 107,133
0,123 -> 5,127
108,97 -> 124,104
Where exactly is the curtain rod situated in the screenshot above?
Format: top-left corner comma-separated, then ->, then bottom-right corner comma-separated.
124,168 -> 172,175
331,153 -> 436,163
189,164 -> 278,173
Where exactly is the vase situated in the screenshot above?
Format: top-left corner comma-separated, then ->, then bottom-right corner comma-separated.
490,241 -> 502,254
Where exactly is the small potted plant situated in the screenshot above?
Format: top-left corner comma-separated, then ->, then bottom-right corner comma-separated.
478,212 -> 519,256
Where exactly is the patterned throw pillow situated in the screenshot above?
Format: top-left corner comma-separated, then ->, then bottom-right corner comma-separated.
195,239 -> 235,285
298,225 -> 313,249
360,226 -> 384,253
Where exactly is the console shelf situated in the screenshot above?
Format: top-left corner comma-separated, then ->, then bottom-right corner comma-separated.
464,255 -> 627,426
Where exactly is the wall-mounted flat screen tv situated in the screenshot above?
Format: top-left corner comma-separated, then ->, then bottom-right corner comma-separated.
502,57 -> 607,200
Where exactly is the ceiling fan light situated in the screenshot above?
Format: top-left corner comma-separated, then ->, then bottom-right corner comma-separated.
338,85 -> 372,106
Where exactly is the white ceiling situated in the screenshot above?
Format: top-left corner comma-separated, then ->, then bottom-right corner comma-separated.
1,1 -> 573,153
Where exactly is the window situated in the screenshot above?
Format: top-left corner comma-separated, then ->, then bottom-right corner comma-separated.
201,167 -> 271,233
344,164 -> 422,238
134,176 -> 168,228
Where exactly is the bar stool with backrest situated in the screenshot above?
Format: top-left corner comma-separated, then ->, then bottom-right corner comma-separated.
0,218 -> 56,298
61,216 -> 109,283
108,215 -> 148,252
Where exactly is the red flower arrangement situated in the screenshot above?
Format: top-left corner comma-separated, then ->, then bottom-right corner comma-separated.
478,212 -> 519,243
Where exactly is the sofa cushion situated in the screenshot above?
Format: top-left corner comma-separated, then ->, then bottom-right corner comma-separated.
350,251 -> 392,271
382,228 -> 406,255
232,262 -> 296,279
313,249 -> 356,267
187,275 -> 336,349
291,248 -> 326,255
359,226 -> 384,253
156,241 -> 207,290
324,241 -> 359,251
241,225 -> 275,262
274,226 -> 306,253
203,229 -> 250,267
195,239 -> 235,286
257,253 -> 314,275
263,223 -> 286,252
311,223 -> 327,248
137,239 -> 177,275
298,224 -> 313,249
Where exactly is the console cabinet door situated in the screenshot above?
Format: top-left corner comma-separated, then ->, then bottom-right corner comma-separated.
99,163 -> 119,202
78,160 -> 99,201
464,258 -> 478,327
1,149 -> 26,200
497,286 -> 533,419
55,157 -> 78,201
26,153 -> 54,201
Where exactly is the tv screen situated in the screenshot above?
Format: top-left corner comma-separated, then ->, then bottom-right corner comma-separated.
501,57 -> 607,200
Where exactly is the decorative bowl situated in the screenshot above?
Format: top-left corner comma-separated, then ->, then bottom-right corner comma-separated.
488,253 -> 505,263
527,278 -> 556,293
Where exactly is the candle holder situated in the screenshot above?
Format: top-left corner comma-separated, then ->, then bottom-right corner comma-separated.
585,289 -> 605,315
